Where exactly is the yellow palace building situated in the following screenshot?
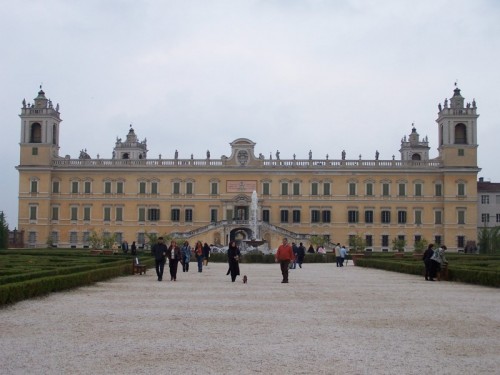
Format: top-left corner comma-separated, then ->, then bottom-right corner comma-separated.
17,86 -> 480,251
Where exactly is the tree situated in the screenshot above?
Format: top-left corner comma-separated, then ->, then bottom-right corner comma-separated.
413,238 -> 428,254
0,211 -> 8,249
348,235 -> 366,253
309,235 -> 328,249
392,237 -> 406,252
478,226 -> 500,254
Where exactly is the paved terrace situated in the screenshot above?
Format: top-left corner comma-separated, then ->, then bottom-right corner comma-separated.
1,263 -> 498,375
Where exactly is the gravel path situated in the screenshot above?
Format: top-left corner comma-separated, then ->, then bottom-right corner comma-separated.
1,262 -> 499,375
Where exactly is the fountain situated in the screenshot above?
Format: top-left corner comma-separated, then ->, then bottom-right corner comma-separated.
243,190 -> 267,251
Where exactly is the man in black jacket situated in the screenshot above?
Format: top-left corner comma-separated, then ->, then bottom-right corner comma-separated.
152,237 -> 168,281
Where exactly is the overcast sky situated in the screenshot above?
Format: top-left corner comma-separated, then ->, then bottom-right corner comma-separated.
1,0 -> 499,228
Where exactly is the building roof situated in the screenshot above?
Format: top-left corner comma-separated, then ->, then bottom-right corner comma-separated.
478,181 -> 500,193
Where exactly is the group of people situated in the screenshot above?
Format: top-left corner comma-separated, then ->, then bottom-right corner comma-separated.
422,244 -> 448,281
334,243 -> 348,267
152,238 -> 212,282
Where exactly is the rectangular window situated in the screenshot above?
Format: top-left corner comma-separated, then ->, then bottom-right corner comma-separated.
365,235 -> 373,247
457,210 -> 465,224
481,213 -> 489,223
173,182 -> 180,194
366,183 -> 373,196
185,208 -> 193,222
210,182 -> 218,195
281,183 -> 289,196
171,208 -> 180,222
292,182 -> 300,196
481,195 -> 489,204
292,210 -> 301,223
51,206 -> 59,221
138,233 -> 145,246
398,211 -> 407,224
365,210 -> 373,224
458,183 -> 465,196
434,235 -> 442,246
83,231 -> 90,243
323,183 -> 331,196
32,147 -> 38,155
84,181 -> 91,194
84,206 -> 91,221
382,235 -> 389,247
382,183 -> 390,197
311,182 -> 318,196
497,214 -> 500,223
72,181 -> 79,194
116,207 -> 123,222
457,236 -> 465,248
435,211 -> 442,225
415,210 -> 422,225
435,184 -> 442,197
210,209 -> 218,222
51,231 -> 58,244
280,210 -> 289,223
70,231 -> 78,244
116,181 -> 124,194
348,210 -> 359,223
104,207 -> 111,222
349,183 -> 356,196
138,208 -> 145,222
151,182 -> 158,195
52,181 -> 60,193
497,195 -> 500,204
186,182 -> 193,195
104,181 -> 112,194
71,206 -> 78,221
139,182 -> 146,194
262,182 -> 270,196
414,235 -> 421,245
381,210 -> 391,224
148,208 -> 160,221
458,149 -> 465,156
415,183 -> 422,197
322,210 -> 331,223
31,180 -> 38,193
398,183 -> 406,196
114,232 -> 122,244
30,206 -> 37,220
311,210 -> 320,223
262,209 -> 270,223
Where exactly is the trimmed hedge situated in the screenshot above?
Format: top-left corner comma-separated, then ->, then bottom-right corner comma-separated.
355,258 -> 500,288
0,251 -> 155,307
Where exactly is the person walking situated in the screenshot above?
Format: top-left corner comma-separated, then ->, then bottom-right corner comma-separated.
180,241 -> 191,272
340,245 -> 348,267
291,242 -> 298,269
296,242 -> 306,268
194,241 -> 204,272
275,237 -> 294,283
335,243 -> 342,267
152,237 -> 167,281
167,240 -> 181,281
422,244 -> 435,281
131,241 -> 137,256
227,241 -> 241,282
203,243 -> 211,267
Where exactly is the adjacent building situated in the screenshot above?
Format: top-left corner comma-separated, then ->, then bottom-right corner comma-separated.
16,86 -> 480,251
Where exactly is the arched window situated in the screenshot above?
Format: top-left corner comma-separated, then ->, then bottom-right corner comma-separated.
122,153 -> 129,159
30,123 -> 42,143
454,123 -> 467,144
411,153 -> 421,160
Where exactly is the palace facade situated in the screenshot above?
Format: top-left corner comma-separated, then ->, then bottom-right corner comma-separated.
17,86 -> 480,251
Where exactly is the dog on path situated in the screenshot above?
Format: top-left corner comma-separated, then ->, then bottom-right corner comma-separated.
243,275 -> 247,284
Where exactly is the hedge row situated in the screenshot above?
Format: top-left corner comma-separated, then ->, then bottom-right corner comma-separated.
354,258 -> 500,288
0,258 -> 155,307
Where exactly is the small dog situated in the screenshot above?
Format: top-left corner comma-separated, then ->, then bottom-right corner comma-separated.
243,275 -> 247,284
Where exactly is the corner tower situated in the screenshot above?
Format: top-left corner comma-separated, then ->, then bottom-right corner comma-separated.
19,87 -> 62,166
436,86 -> 478,167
